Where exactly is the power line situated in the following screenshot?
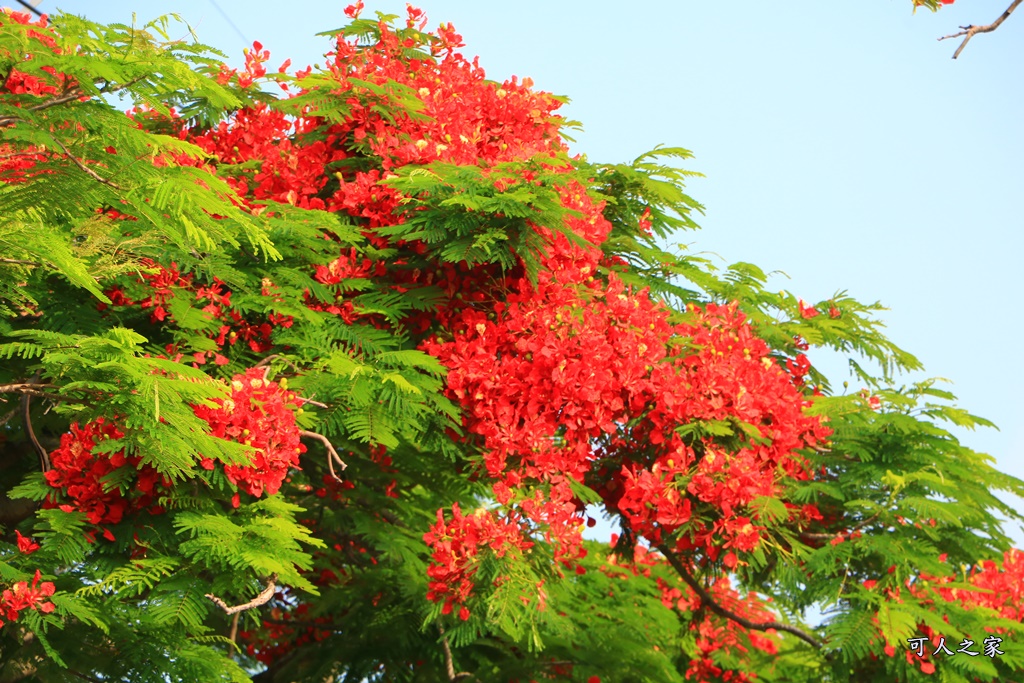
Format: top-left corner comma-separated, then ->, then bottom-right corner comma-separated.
15,0 -> 44,17
206,0 -> 250,46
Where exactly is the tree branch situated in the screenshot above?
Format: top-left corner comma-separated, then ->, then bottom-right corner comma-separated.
655,544 -> 823,649
0,382 -> 94,405
0,76 -> 147,128
21,394 -> 50,473
68,670 -> 103,683
206,574 -> 278,616
438,625 -> 475,682
938,0 -> 1022,59
254,353 -> 300,371
299,430 -> 347,481
228,612 -> 241,660
0,258 -> 43,266
46,135 -> 123,190
0,88 -> 85,128
799,511 -> 882,542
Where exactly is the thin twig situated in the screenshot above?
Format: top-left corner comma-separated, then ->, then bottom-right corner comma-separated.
655,544 -> 823,649
46,135 -> 123,190
98,75 -> 149,95
938,0 -> 1023,59
295,395 -> 329,409
253,353 -> 300,371
299,430 -> 347,481
0,258 -> 43,266
799,511 -> 882,542
206,574 -> 278,616
0,407 -> 18,428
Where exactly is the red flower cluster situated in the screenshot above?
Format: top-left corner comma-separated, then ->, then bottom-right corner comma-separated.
0,10 -> 69,97
188,4 -> 564,229
859,549 -> 1024,674
43,370 -> 305,530
427,274 -> 829,575
423,502 -> 533,620
44,417 -> 169,532
101,258 -> 288,359
194,368 -> 306,499
0,570 -> 56,627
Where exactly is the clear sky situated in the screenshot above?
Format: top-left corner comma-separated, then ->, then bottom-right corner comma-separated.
36,1 -> 1024,546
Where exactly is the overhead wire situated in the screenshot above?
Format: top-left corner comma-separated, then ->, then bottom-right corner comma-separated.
15,0 -> 43,17
206,0 -> 250,46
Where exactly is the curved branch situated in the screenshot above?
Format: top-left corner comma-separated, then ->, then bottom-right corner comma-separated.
655,544 -> 823,649
299,430 -> 347,481
938,0 -> 1022,59
21,394 -> 50,473
206,574 -> 278,616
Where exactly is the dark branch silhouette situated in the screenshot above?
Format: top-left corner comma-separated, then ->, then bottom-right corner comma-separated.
656,544 -> 823,649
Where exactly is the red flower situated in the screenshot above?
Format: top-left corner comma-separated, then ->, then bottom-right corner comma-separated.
343,1 -> 364,18
0,570 -> 56,627
193,368 -> 306,498
44,418 -> 169,529
14,531 -> 39,555
798,299 -> 819,319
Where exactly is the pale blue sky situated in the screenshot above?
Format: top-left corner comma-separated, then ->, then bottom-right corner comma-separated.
41,1 -> 1024,544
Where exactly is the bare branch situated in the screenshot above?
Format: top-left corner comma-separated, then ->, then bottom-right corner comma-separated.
938,0 -> 1022,59
299,430 -> 347,481
0,258 -> 43,266
253,353 -> 300,371
295,395 -> 329,409
206,574 -> 278,616
0,382 -> 63,394
655,544 -> 823,649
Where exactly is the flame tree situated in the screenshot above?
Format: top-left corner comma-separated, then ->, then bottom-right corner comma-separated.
1,5 -> 1023,682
